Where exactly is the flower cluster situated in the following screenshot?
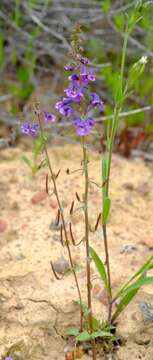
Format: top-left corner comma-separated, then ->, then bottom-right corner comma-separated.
21,111 -> 56,137
55,60 -> 104,136
21,57 -> 104,138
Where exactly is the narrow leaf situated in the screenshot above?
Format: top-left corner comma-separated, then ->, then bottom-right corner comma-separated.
103,197 -> 111,224
76,331 -> 92,342
112,288 -> 138,322
67,327 -> 79,337
124,276 -> 153,295
113,255 -> 153,300
102,157 -> 107,201
21,155 -> 31,168
91,330 -> 114,339
89,246 -> 108,290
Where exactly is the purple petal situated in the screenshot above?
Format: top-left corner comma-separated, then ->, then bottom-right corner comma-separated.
85,117 -> 95,127
59,105 -> 73,117
76,124 -> 90,137
64,64 -> 75,71
72,116 -> 81,127
44,111 -> 56,123
21,122 -> 31,136
68,74 -> 79,81
30,124 -> 39,137
80,57 -> 89,65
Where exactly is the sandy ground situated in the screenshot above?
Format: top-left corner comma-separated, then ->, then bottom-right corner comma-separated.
0,143 -> 153,360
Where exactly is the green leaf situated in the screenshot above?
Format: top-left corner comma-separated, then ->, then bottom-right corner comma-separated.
21,155 -> 32,168
67,327 -> 79,337
91,330 -> 114,339
102,197 -> 111,224
102,0 -> 110,14
113,255 -> 153,300
124,276 -> 153,295
114,14 -> 125,32
89,247 -> 108,290
102,157 -> 108,201
92,316 -> 99,331
33,135 -> 46,156
76,331 -> 92,342
128,56 -> 148,88
76,330 -> 114,342
112,288 -> 138,321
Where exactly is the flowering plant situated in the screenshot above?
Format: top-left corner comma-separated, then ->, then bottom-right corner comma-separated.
20,3 -> 153,359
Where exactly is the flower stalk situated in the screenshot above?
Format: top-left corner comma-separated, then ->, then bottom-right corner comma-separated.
82,138 -> 96,360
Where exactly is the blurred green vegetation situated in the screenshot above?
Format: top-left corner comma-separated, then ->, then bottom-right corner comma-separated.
0,0 -> 153,147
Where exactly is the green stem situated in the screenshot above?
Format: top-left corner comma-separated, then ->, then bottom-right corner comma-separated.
102,27 -> 129,325
82,138 -> 96,360
120,31 -> 129,94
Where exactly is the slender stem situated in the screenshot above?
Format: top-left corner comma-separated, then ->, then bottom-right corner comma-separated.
102,224 -> 112,325
102,28 -> 129,325
82,138 -> 96,360
37,112 -> 83,331
120,31 -> 129,94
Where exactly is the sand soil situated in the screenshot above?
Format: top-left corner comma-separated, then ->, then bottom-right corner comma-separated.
0,143 -> 153,360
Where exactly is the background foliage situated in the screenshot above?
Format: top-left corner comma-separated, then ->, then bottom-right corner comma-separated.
0,0 -> 153,154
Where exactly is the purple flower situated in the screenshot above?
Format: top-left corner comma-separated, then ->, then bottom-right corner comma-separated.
72,116 -> 95,137
80,57 -> 89,65
89,93 -> 104,109
85,117 -> 95,127
55,98 -> 72,109
68,74 -> 79,81
72,116 -> 82,127
64,64 -> 75,71
64,82 -> 85,102
55,98 -> 73,117
59,105 -> 73,117
21,122 -> 38,137
80,67 -> 96,83
44,111 -> 56,123
21,121 -> 31,135
80,67 -> 89,83
30,124 -> 39,137
88,68 -> 96,82
5,357 -> 13,360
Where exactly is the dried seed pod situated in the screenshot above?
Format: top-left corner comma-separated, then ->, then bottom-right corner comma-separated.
55,209 -> 60,226
94,213 -> 101,231
69,222 -> 76,245
70,200 -> 75,215
50,261 -> 63,280
46,174 -> 49,194
55,169 -> 61,179
76,192 -> 81,202
60,224 -> 64,247
66,168 -> 70,174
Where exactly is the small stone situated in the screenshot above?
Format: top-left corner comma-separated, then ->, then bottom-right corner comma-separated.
135,333 -> 150,345
52,256 -> 70,274
120,244 -> 138,254
137,182 -> 150,195
11,201 -> 20,210
92,283 -> 109,306
50,199 -> 58,209
31,190 -> 47,205
123,182 -> 134,190
0,219 -> 7,232
141,237 -> 153,249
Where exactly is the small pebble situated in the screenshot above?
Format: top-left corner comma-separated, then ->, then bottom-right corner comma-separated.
0,219 -> 8,232
31,190 -> 47,205
52,256 -> 70,274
